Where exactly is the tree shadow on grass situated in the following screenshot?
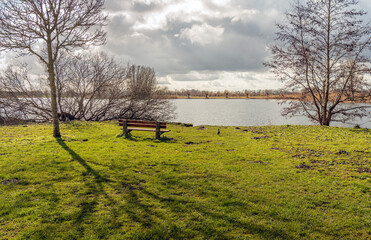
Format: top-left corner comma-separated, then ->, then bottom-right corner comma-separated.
141,175 -> 296,240
4,136 -> 301,239
116,133 -> 177,143
157,136 -> 176,142
54,139 -> 173,237
55,137 -> 117,235
56,137 -> 112,184
116,183 -> 296,239
52,137 -> 294,239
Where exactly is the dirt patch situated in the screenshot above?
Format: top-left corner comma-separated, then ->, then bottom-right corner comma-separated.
250,161 -> 273,165
357,168 -> 371,173
310,160 -> 327,164
198,126 -> 207,130
252,130 -> 267,134
295,164 -> 312,169
336,150 -> 349,155
252,136 -> 270,140
1,178 -> 20,185
354,150 -> 365,153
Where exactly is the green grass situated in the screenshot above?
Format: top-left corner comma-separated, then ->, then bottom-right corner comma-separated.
0,122 -> 370,239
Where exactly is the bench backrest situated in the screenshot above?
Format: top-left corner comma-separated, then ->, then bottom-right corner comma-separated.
118,119 -> 167,129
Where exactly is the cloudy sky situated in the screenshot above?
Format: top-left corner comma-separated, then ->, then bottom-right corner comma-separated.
101,0 -> 291,90
1,0 -> 370,91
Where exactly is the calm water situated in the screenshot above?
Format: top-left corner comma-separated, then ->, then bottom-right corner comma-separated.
171,99 -> 371,128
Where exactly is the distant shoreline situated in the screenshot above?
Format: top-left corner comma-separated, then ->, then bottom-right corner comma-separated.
162,95 -> 371,104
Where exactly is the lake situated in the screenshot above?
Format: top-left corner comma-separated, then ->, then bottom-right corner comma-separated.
171,99 -> 371,128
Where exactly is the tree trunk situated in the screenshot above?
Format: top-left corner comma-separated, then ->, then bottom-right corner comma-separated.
47,34 -> 61,138
321,0 -> 331,127
323,117 -> 331,126
48,63 -> 61,137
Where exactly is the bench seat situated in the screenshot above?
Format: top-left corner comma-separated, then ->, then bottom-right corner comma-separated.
119,119 -> 169,139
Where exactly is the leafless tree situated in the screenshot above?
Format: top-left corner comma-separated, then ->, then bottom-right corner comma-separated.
0,0 -> 107,136
244,90 -> 249,98
0,54 -> 175,123
124,64 -> 175,121
55,52 -> 128,121
265,0 -> 371,126
202,91 -> 209,99
0,64 -> 52,122
343,60 -> 371,101
126,65 -> 157,100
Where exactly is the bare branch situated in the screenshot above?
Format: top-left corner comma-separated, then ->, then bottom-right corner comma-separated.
265,0 -> 371,126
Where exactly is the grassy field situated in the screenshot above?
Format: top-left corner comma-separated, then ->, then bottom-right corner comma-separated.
0,122 -> 370,239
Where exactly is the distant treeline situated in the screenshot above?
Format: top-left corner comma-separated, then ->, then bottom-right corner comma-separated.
0,89 -> 297,99
155,89 -> 296,99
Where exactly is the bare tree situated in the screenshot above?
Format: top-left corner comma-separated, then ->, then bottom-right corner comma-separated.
125,65 -> 175,121
0,64 -> 52,122
0,0 -> 107,136
55,52 -> 128,121
126,65 -> 157,100
265,0 -> 371,126
0,54 -> 175,123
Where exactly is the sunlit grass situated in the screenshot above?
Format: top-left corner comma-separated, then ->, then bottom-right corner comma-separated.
0,122 -> 370,239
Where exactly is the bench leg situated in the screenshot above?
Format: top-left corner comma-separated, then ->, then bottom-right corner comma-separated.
123,120 -> 130,137
156,122 -> 161,139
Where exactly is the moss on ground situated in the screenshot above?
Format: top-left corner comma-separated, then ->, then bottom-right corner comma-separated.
0,122 -> 370,239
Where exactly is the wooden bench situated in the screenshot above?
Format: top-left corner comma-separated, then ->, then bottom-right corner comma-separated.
118,119 -> 170,139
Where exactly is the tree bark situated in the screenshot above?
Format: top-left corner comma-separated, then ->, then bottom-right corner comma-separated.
322,0 -> 331,126
47,34 -> 61,138
48,65 -> 61,137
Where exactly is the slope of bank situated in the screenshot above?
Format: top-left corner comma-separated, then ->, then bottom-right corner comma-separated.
0,122 -> 370,239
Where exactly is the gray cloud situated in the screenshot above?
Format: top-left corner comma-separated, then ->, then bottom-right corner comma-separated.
1,0 -> 369,90
101,0 -> 285,76
98,0 -> 370,89
171,71 -> 220,82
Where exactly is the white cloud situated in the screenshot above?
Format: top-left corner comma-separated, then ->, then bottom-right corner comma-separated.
210,0 -> 231,6
132,0 -> 205,31
133,13 -> 168,31
130,0 -> 260,31
158,70 -> 283,91
130,32 -> 151,41
230,9 -> 258,23
178,24 -> 224,45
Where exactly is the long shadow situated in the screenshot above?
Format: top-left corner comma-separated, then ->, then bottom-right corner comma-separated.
55,137 -> 116,233
54,137 -> 292,239
145,175 -> 294,239
56,138 -> 112,183
119,135 -> 177,143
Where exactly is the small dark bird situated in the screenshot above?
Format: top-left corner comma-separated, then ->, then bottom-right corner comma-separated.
217,129 -> 220,135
